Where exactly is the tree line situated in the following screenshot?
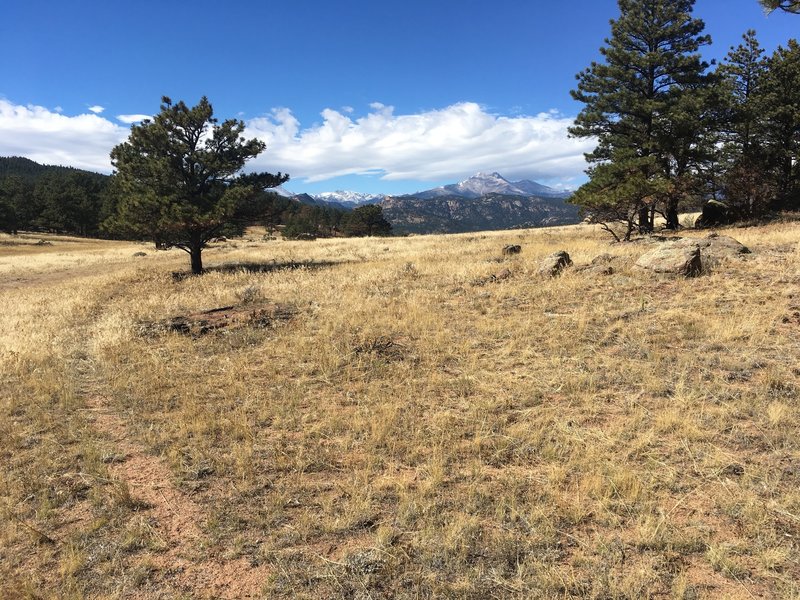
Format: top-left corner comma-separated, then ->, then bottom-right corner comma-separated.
0,154 -> 390,248
569,0 -> 799,240
0,159 -> 114,236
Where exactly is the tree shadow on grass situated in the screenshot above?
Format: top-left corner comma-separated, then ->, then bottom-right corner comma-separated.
171,260 -> 345,281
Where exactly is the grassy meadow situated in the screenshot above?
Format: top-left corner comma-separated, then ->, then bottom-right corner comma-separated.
1,221 -> 799,599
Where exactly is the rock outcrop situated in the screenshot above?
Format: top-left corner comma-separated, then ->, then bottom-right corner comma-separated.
670,233 -> 751,266
634,233 -> 750,277
636,244 -> 702,277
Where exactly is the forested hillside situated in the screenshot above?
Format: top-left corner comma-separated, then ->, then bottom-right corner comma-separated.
0,157 -> 390,240
0,157 -> 113,236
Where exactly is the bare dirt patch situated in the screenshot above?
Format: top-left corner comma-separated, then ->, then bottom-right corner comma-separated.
85,394 -> 270,599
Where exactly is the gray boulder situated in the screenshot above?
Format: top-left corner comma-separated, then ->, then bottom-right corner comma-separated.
635,244 -> 702,277
671,233 -> 750,266
502,244 -> 522,256
695,200 -> 731,228
538,250 -> 572,277
635,234 -> 750,277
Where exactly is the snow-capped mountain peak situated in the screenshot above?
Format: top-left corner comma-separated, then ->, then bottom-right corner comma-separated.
452,172 -> 524,197
312,190 -> 385,205
469,171 -> 506,182
410,172 -> 569,200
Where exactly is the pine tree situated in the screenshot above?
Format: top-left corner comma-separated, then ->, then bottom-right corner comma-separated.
569,0 -> 712,237
716,30 -> 771,217
0,176 -> 27,234
718,31 -> 767,159
108,97 -> 288,273
758,40 -> 800,209
342,204 -> 392,237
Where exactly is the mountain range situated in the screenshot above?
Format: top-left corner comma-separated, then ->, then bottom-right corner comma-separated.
381,193 -> 579,235
279,172 -> 571,206
282,172 -> 579,234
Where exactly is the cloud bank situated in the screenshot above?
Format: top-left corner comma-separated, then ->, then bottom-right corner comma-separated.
0,98 -> 593,186
246,102 -> 593,185
0,99 -> 128,172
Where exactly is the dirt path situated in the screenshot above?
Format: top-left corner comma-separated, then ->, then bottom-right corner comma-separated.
85,394 -> 271,599
0,260 -> 137,292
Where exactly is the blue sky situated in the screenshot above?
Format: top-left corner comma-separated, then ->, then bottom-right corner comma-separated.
1,0 -> 797,195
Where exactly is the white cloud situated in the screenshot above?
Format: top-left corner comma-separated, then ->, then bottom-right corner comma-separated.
246,102 -> 593,186
0,98 -> 594,186
117,114 -> 151,124
88,105 -> 105,114
0,99 -> 127,172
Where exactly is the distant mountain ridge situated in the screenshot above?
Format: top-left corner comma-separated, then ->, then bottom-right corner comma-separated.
407,172 -> 570,200
299,172 -> 570,205
381,192 -> 580,235
283,171 -> 578,235
314,190 -> 385,205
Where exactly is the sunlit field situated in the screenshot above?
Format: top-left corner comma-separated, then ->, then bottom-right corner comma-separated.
1,221 -> 799,599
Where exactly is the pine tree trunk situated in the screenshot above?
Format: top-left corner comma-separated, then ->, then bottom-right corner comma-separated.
190,246 -> 203,274
638,205 -> 652,234
665,201 -> 679,230
189,232 -> 204,274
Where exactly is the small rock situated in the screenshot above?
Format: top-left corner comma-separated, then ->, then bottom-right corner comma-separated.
721,463 -> 745,477
133,251 -> 147,257
576,264 -> 614,276
782,311 -> 800,326
101,452 -> 127,464
493,268 -> 512,282
576,253 -> 617,275
472,268 -> 512,286
537,251 -> 572,277
591,253 -> 617,265
502,244 -> 522,256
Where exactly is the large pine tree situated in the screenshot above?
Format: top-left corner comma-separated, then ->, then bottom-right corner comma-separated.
569,0 -> 712,236
109,97 -> 288,273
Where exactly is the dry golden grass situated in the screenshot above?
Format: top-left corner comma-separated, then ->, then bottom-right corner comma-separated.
1,221 -> 799,598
